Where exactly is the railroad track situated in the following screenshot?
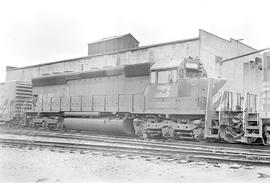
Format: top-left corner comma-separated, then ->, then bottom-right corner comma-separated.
1,128 -> 270,154
0,131 -> 270,165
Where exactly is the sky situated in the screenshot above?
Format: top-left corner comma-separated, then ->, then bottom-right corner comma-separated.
0,0 -> 269,82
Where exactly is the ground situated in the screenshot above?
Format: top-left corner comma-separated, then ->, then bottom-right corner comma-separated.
0,145 -> 270,183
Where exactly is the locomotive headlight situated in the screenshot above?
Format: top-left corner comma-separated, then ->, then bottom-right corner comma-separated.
185,63 -> 199,70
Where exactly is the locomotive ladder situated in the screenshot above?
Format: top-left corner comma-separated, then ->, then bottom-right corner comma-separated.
242,92 -> 263,142
205,80 -> 224,139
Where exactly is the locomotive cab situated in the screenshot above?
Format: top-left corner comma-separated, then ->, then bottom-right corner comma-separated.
149,58 -> 206,86
145,57 -> 208,115
137,57 -> 209,139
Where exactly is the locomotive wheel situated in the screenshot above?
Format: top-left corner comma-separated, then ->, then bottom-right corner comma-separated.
56,123 -> 64,130
263,125 -> 270,145
219,125 -> 242,143
192,128 -> 204,139
246,137 -> 258,144
206,137 -> 220,143
29,120 -> 34,128
161,126 -> 174,139
134,126 -> 146,138
42,121 -> 48,129
142,129 -> 149,139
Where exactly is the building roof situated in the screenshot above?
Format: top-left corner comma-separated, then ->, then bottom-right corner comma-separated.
199,29 -> 257,51
88,33 -> 140,45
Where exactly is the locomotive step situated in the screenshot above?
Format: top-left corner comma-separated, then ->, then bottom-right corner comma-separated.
247,115 -> 259,121
206,134 -> 219,138
244,134 -> 261,138
208,126 -> 219,129
223,110 -> 243,113
245,126 -> 260,129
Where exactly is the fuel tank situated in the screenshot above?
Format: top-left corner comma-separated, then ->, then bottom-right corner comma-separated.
63,118 -> 135,135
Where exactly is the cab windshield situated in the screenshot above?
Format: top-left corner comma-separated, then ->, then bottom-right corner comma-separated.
151,69 -> 177,84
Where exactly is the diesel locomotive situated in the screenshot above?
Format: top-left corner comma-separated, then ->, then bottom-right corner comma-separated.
21,52 -> 270,145
26,57 -> 224,139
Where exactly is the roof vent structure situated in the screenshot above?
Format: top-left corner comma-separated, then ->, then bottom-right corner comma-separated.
87,33 -> 139,55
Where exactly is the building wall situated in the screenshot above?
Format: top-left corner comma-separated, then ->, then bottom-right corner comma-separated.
6,39 -> 200,81
199,30 -> 262,94
5,30 -> 263,96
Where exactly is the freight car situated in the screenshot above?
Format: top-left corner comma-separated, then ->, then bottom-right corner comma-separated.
0,81 -> 32,125
26,56 -> 266,144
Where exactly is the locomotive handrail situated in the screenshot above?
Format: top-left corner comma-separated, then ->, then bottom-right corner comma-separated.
39,93 -> 146,113
243,92 -> 259,113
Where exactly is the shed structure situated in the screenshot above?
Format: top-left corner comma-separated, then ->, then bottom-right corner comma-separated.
87,33 -> 139,56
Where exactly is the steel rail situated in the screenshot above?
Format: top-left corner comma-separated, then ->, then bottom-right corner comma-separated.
0,134 -> 270,165
1,128 -> 270,157
1,128 -> 270,155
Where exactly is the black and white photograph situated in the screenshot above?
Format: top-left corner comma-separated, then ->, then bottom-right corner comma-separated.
0,0 -> 270,182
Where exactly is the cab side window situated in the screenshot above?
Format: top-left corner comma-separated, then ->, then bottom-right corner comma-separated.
150,71 -> 156,84
157,70 -> 177,84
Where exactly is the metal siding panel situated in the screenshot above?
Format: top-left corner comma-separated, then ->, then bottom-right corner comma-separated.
109,39 -> 115,52
124,76 -> 149,94
42,96 -> 51,112
61,97 -> 71,111
51,97 -> 60,112
119,95 -> 132,112
133,94 -> 144,112
105,95 -> 119,112
35,96 -> 42,112
71,96 -> 81,111
93,95 -> 105,111
82,96 -> 93,111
